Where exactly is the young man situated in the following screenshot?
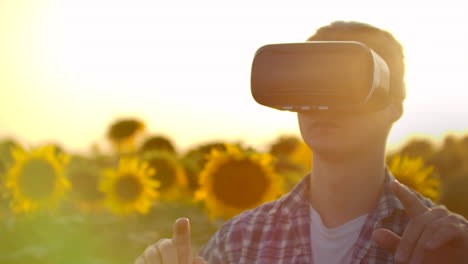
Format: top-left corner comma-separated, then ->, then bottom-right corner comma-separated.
135,21 -> 468,264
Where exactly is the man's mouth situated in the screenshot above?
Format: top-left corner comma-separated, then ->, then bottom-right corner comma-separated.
310,121 -> 340,129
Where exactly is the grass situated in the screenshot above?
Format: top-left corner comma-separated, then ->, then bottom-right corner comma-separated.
0,200 -> 224,264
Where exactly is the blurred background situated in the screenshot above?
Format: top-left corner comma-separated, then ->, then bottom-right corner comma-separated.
1,0 -> 468,263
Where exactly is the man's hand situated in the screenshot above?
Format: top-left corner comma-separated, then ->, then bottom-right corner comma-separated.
134,218 -> 207,264
373,180 -> 468,264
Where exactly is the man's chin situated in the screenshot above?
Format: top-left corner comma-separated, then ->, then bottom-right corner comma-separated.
310,142 -> 356,162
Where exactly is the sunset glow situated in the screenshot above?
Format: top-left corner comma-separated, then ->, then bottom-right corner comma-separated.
1,0 -> 467,153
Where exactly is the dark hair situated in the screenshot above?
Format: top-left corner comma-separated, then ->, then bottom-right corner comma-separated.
307,21 -> 406,101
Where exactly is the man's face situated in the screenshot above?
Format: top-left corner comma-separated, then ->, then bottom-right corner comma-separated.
297,104 -> 400,161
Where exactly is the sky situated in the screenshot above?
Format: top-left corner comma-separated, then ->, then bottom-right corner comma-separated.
1,0 -> 467,154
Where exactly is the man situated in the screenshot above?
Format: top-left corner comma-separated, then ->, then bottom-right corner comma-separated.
135,21 -> 468,264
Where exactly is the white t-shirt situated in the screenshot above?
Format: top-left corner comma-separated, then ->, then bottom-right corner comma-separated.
310,206 -> 368,264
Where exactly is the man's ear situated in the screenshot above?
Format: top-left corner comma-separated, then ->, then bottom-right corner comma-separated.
388,101 -> 403,123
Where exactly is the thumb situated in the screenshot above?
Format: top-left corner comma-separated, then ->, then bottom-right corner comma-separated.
372,228 -> 401,253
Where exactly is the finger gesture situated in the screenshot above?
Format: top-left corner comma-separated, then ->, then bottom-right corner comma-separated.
373,180 -> 468,264
135,218 -> 207,264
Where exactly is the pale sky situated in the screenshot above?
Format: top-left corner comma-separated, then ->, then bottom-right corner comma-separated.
1,0 -> 467,153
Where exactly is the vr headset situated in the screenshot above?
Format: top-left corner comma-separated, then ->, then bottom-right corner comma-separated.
251,41 -> 391,113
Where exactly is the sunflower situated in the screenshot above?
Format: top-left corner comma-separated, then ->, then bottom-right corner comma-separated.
398,139 -> 435,160
269,135 -> 302,157
143,151 -> 188,201
0,138 -> 21,165
0,160 -> 9,219
4,145 -> 70,213
100,157 -> 159,215
66,157 -> 106,212
140,135 -> 177,155
389,155 -> 440,202
289,141 -> 313,172
182,142 -> 228,191
196,144 -> 284,219
0,159 -> 6,191
107,118 -> 146,155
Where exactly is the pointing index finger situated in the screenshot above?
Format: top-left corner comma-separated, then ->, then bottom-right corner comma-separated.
391,180 -> 429,218
173,218 -> 192,264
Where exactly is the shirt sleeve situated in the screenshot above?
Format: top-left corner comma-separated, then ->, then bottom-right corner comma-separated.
197,229 -> 224,264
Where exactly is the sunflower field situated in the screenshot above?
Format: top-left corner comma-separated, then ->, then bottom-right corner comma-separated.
0,118 -> 467,264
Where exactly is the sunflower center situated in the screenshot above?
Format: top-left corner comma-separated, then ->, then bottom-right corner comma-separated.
18,158 -> 57,200
212,159 -> 269,208
70,171 -> 105,201
148,158 -> 176,191
108,120 -> 143,140
113,174 -> 143,202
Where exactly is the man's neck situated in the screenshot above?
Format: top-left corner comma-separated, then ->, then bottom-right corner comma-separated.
309,150 -> 386,228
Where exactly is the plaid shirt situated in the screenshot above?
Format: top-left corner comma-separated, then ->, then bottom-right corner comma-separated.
198,169 -> 440,264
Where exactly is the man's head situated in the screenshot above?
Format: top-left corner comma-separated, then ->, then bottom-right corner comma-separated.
298,21 -> 406,161
307,21 -> 406,103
